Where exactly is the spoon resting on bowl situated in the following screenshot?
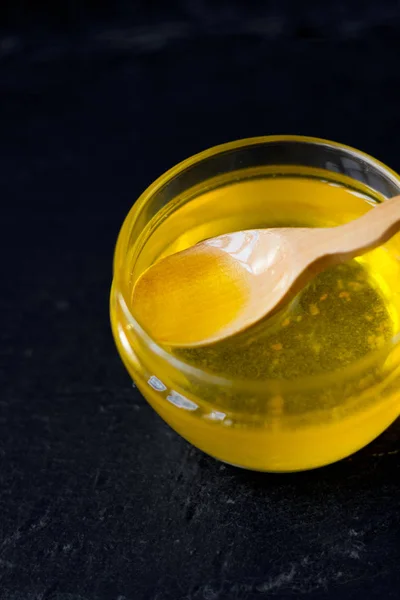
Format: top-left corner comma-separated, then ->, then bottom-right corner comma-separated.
132,195 -> 400,348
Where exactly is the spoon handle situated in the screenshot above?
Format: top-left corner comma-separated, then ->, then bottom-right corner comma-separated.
325,195 -> 400,261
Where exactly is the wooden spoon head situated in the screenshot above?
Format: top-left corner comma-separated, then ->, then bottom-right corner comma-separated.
131,229 -> 316,347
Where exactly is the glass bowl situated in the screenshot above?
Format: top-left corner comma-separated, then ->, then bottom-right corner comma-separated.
110,135 -> 400,472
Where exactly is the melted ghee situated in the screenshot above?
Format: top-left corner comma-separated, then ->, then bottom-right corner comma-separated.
122,170 -> 400,471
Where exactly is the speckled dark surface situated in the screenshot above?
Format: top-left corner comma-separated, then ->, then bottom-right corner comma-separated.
1,7 -> 400,599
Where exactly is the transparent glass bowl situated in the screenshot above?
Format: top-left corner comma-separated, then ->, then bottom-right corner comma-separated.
110,136 -> 400,472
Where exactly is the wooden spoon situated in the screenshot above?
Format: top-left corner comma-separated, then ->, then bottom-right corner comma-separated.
132,195 -> 400,347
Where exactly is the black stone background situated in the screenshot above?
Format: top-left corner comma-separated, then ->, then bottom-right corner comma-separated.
1,2 -> 400,599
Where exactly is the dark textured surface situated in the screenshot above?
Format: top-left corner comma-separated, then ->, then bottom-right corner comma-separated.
2,0 -> 400,67
1,30 -> 400,600
2,0 -> 400,39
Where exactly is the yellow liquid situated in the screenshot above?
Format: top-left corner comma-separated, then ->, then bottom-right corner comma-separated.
121,169 -> 400,471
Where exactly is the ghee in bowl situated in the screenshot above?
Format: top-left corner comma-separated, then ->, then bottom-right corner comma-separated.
110,136 -> 400,472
